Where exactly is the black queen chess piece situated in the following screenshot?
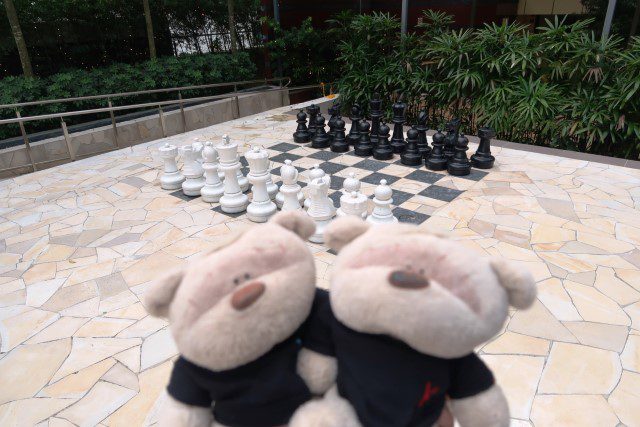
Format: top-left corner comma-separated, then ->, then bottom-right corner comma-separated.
347,104 -> 362,146
426,129 -> 448,171
390,96 -> 406,154
471,126 -> 496,169
293,109 -> 311,143
447,133 -> 472,176
311,115 -> 331,149
354,120 -> 373,157
330,117 -> 349,153
306,104 -> 320,137
369,93 -> 383,147
415,111 -> 431,158
373,122 -> 393,160
443,118 -> 461,159
327,102 -> 341,140
400,128 -> 423,166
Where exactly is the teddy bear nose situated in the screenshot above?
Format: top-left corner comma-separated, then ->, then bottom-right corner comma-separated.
389,270 -> 430,289
231,281 -> 266,310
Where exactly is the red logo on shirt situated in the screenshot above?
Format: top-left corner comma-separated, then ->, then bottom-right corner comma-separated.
418,382 -> 440,408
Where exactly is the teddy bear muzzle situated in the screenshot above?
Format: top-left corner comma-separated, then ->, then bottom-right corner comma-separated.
230,281 -> 266,310
388,270 -> 430,289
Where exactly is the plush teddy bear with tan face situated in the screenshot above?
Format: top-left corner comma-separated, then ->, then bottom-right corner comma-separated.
144,211 -> 337,427
292,216 -> 536,427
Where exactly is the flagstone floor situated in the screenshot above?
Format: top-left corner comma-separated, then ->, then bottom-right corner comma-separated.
1,98 -> 639,427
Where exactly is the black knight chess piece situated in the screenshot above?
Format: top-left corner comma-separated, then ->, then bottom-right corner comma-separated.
369,93 -> 383,147
471,126 -> 496,169
426,129 -> 448,171
354,120 -> 373,157
373,122 -> 393,160
330,117 -> 349,153
328,102 -> 341,139
293,109 -> 311,143
307,104 -> 320,137
416,111 -> 431,158
400,128 -> 422,166
390,97 -> 406,154
443,118 -> 461,159
347,104 -> 362,146
447,133 -> 472,176
311,115 -> 331,149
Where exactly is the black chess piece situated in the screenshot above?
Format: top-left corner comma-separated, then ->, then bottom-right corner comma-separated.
447,133 -> 471,176
471,126 -> 496,169
327,102 -> 341,139
443,118 -> 461,158
369,93 -> 383,147
373,122 -> 393,160
347,104 -> 362,146
330,117 -> 349,153
426,129 -> 448,171
307,104 -> 320,137
293,109 -> 311,143
354,120 -> 373,157
400,128 -> 422,166
311,115 -> 331,149
415,111 -> 431,158
390,97 -> 406,154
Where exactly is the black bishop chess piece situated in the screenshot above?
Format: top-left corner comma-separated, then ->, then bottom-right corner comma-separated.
443,118 -> 461,159
330,117 -> 349,153
327,102 -> 341,140
369,93 -> 383,147
347,104 -> 362,146
311,115 -> 331,149
354,120 -> 373,157
447,133 -> 472,176
306,104 -> 320,137
293,109 -> 311,143
400,128 -> 422,166
390,97 -> 406,154
426,129 -> 448,171
415,111 -> 431,158
373,122 -> 393,160
471,126 -> 496,169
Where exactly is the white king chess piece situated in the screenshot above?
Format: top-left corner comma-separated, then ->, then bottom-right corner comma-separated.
278,160 -> 303,212
158,143 -> 185,190
200,141 -> 225,203
217,135 -> 249,213
246,146 -> 277,222
181,143 -> 205,196
366,179 -> 398,224
306,177 -> 335,243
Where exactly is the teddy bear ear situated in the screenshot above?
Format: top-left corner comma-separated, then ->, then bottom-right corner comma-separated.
324,216 -> 370,253
490,258 -> 537,309
270,211 -> 316,240
143,267 -> 185,318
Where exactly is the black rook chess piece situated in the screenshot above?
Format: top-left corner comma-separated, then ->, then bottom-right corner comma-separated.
447,133 -> 471,176
293,109 -> 311,143
443,118 -> 461,159
311,115 -> 331,149
330,117 -> 349,153
354,120 -> 373,157
390,97 -> 406,154
373,122 -> 393,160
307,104 -> 320,137
369,93 -> 383,147
327,102 -> 341,139
415,111 -> 431,158
426,129 -> 448,171
471,126 -> 496,169
400,128 -> 422,166
347,104 -> 362,146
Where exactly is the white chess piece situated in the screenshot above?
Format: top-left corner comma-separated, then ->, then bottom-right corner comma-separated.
275,161 -> 304,209
158,143 -> 185,190
306,177 -> 335,243
337,173 -> 368,219
266,167 -> 278,200
278,160 -> 303,212
236,154 -> 250,192
246,146 -> 277,222
217,135 -> 249,213
194,138 -> 204,165
200,141 -> 224,203
304,164 -> 331,209
366,179 -> 398,224
181,143 -> 205,196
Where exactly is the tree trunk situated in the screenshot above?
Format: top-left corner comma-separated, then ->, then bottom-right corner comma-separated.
228,0 -> 239,53
4,0 -> 33,77
630,0 -> 640,37
143,0 -> 157,59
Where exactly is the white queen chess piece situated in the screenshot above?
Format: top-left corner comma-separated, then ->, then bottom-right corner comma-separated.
246,146 -> 277,222
158,143 -> 185,190
337,173 -> 368,219
181,143 -> 205,196
200,141 -> 225,203
366,179 -> 398,224
217,135 -> 249,213
278,160 -> 303,212
306,177 -> 335,243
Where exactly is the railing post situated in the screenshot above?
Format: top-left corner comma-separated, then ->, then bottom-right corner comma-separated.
178,92 -> 187,132
107,99 -> 121,149
158,105 -> 167,138
16,110 -> 37,172
234,84 -> 240,119
60,119 -> 76,161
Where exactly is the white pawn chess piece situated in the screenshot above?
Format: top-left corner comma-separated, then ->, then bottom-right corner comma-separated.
200,141 -> 225,203
337,173 -> 368,219
181,143 -> 205,196
246,146 -> 277,222
367,179 -> 398,224
275,161 -> 304,209
158,143 -> 185,190
217,135 -> 249,213
304,164 -> 331,209
278,160 -> 303,212
307,177 -> 335,244
236,153 -> 250,192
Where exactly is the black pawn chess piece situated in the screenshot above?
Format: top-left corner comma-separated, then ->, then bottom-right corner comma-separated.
369,93 -> 383,147
330,117 -> 349,153
311,115 -> 331,149
447,133 -> 471,176
400,128 -> 422,166
327,102 -> 341,139
426,129 -> 448,171
347,104 -> 362,146
471,126 -> 496,169
293,109 -> 311,143
373,122 -> 393,160
390,97 -> 406,154
354,120 -> 373,157
415,111 -> 431,158
307,104 -> 320,137
443,118 -> 461,159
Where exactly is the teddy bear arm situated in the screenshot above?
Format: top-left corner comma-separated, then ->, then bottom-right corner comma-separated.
159,394 -> 214,427
296,347 -> 338,395
449,384 -> 509,427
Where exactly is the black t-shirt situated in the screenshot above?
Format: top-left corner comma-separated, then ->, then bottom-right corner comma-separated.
303,289 -> 495,427
167,334 -> 311,427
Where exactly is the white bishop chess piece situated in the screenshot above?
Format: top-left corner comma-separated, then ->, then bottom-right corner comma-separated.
200,141 -> 224,203
246,146 -> 277,222
181,142 -> 205,196
276,161 -> 304,209
306,177 -> 335,243
304,164 -> 331,209
337,173 -> 368,219
366,179 -> 398,224
158,143 -> 185,190
278,160 -> 303,212
217,135 -> 249,213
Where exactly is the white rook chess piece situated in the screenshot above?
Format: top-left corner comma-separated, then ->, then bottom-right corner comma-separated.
236,153 -> 250,192
217,135 -> 249,213
246,146 -> 277,222
181,143 -> 205,196
304,164 -> 330,209
367,179 -> 398,225
158,143 -> 185,190
276,160 -> 304,209
200,141 -> 224,203
337,174 -> 367,219
278,160 -> 303,212
307,177 -> 335,243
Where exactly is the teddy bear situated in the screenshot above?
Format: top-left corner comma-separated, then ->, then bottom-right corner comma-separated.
144,211 -> 337,427
291,216 -> 537,427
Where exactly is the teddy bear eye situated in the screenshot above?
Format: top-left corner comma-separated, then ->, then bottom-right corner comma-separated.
233,278 -> 240,285
419,268 -> 425,275
244,273 -> 251,280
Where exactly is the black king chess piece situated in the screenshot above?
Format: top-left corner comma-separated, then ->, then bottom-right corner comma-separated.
471,126 -> 496,169
354,120 -> 373,157
373,122 -> 393,160
293,109 -> 311,143
447,133 -> 472,176
311,115 -> 331,149
369,93 -> 383,147
306,104 -> 320,137
426,129 -> 448,171
443,118 -> 461,159
327,102 -> 341,140
330,117 -> 349,153
390,97 -> 406,154
347,104 -> 362,146
401,128 -> 423,166
415,111 -> 431,158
